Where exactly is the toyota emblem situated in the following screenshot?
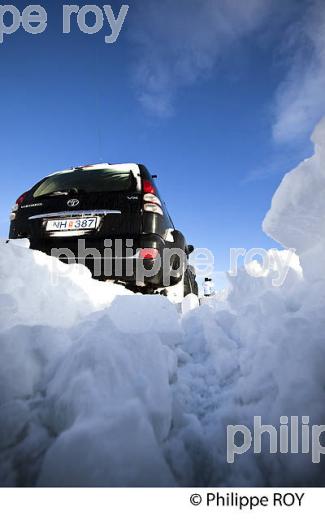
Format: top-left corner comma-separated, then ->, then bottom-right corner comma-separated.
67,199 -> 80,208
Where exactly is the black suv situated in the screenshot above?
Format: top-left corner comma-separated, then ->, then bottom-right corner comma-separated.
9,163 -> 198,297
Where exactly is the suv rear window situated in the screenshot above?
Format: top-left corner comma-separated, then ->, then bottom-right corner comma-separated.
33,169 -> 136,198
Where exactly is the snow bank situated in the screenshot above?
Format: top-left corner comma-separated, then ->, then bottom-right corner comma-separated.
163,119 -> 325,486
264,117 -> 325,281
0,242 -> 181,486
169,262 -> 325,486
2,119 -> 325,486
0,240 -> 132,331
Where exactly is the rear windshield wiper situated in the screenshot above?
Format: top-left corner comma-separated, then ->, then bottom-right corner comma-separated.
34,190 -> 70,199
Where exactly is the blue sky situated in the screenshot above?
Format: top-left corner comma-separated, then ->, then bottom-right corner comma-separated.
1,0 -> 325,276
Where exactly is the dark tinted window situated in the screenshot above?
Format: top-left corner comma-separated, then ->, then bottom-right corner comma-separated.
33,170 -> 135,198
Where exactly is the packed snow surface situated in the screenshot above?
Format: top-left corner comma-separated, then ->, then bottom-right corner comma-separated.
2,119 -> 325,486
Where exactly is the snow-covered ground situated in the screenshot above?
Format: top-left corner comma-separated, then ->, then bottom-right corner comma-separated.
1,119 -> 325,486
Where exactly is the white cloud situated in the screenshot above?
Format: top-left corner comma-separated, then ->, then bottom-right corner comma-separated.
272,0 -> 325,143
131,0 -> 325,146
130,0 -> 273,116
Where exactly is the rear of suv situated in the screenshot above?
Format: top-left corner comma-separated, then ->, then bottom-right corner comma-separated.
9,163 -> 198,298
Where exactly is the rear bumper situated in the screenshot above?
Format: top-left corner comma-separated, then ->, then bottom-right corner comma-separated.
28,234 -> 172,287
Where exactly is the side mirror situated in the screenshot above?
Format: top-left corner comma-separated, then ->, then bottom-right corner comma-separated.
187,244 -> 194,255
152,174 -> 158,179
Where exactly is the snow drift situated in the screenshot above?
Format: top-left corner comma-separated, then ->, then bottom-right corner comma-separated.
1,119 -> 325,486
0,243 -> 180,486
264,117 -> 325,282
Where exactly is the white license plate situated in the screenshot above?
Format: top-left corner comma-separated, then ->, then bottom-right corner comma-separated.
46,217 -> 98,232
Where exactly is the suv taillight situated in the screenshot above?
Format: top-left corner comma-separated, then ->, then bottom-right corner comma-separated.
143,180 -> 163,215
143,194 -> 161,205
143,203 -> 163,216
16,192 -> 28,206
143,180 -> 156,194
